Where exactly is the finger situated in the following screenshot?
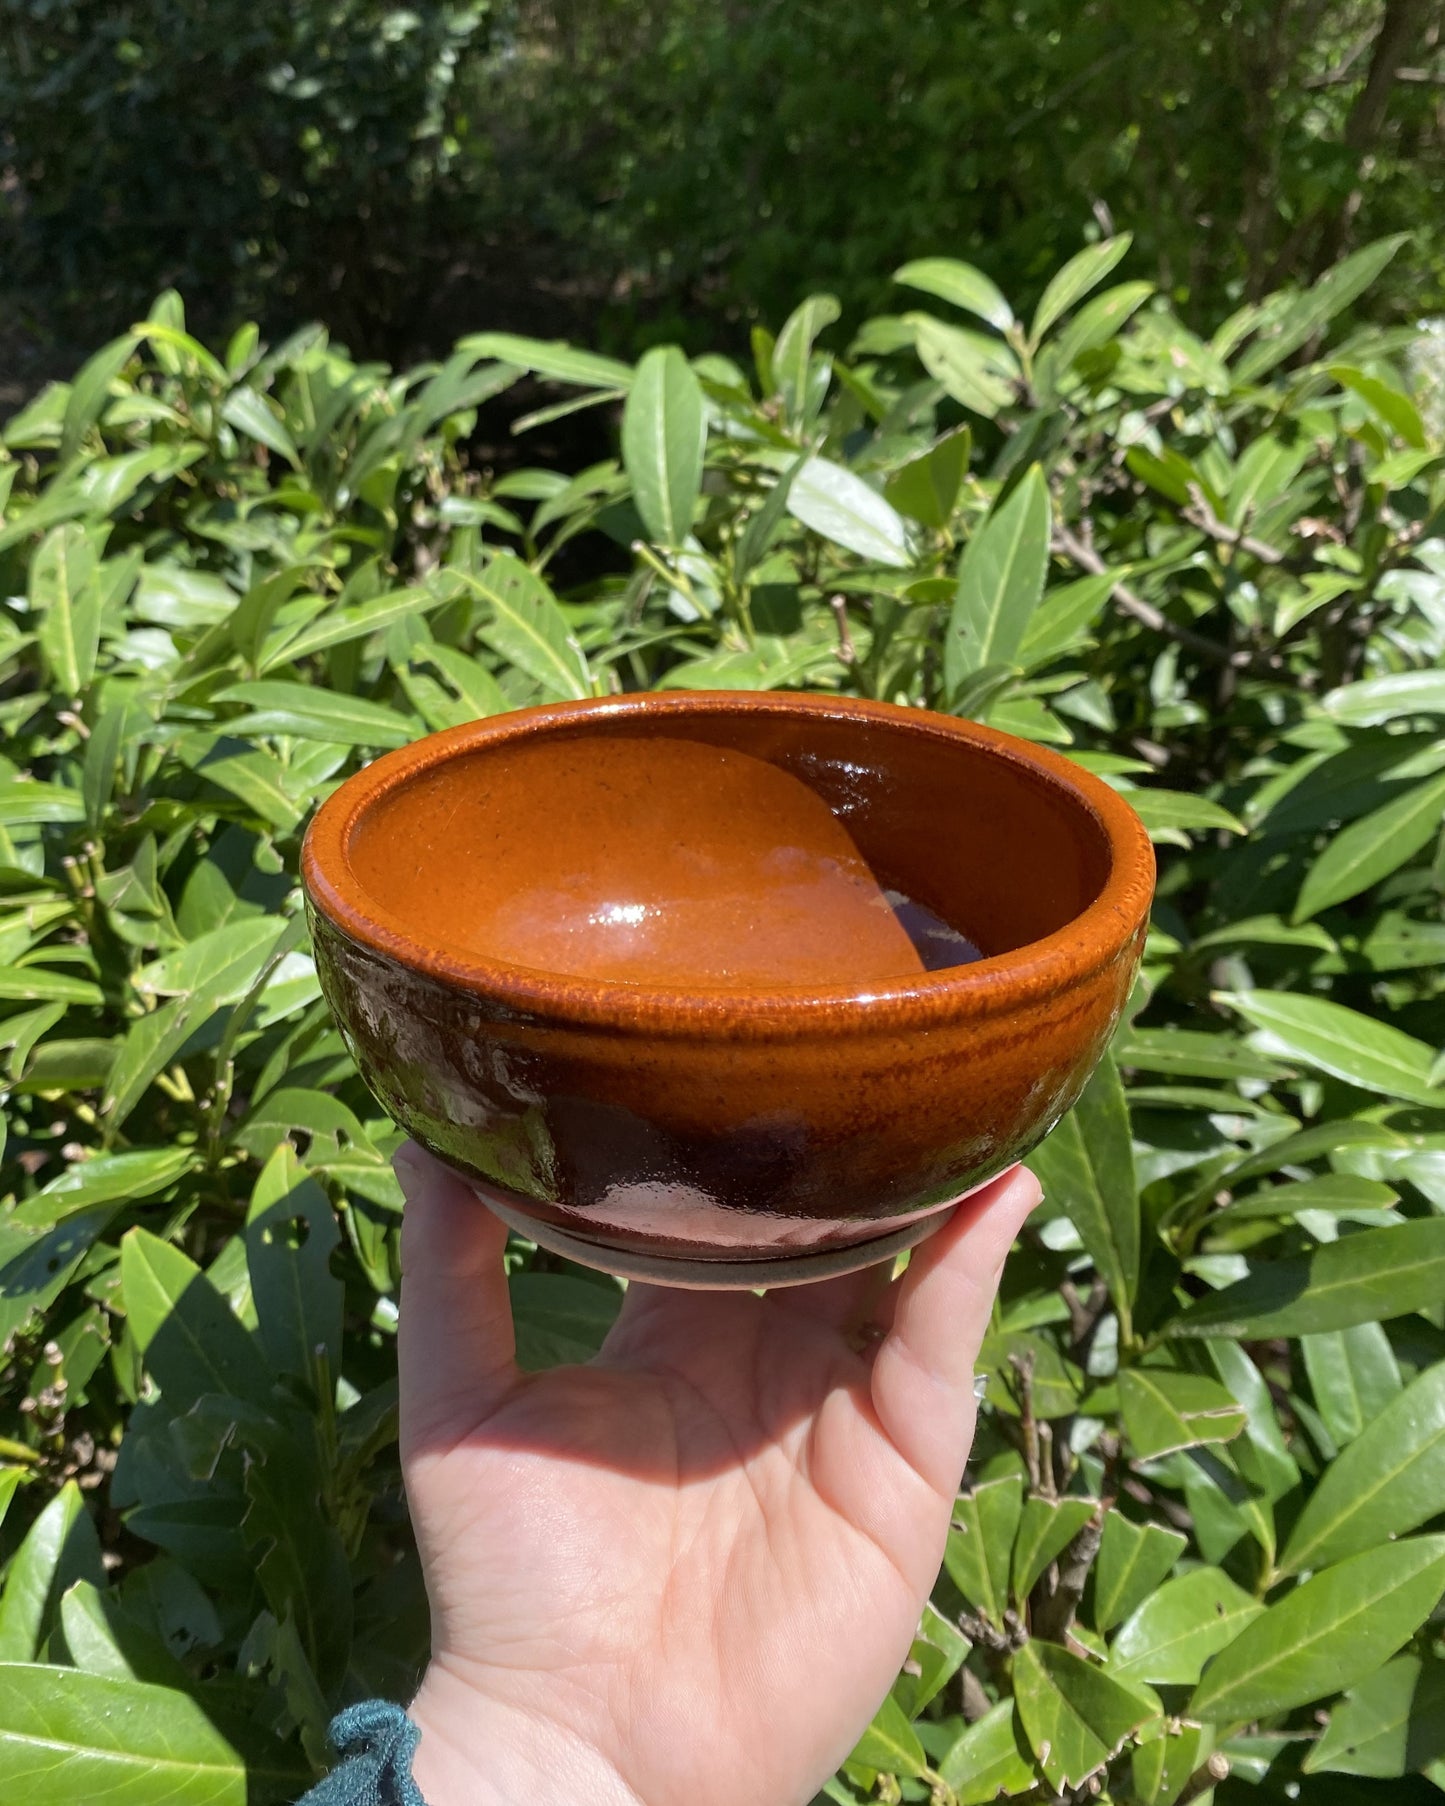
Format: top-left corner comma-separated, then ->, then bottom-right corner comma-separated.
773,1258 -> 896,1336
869,1166 -> 1042,1494
396,1143 -> 519,1453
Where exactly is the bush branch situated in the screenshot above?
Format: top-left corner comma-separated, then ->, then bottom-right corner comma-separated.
1181,483 -> 1286,564
1051,523 -> 1247,668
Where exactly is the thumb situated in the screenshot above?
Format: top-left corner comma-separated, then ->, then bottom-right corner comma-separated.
396,1143 -> 519,1456
869,1165 -> 1042,1495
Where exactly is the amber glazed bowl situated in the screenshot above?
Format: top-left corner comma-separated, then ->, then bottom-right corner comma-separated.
302,692 -> 1154,1286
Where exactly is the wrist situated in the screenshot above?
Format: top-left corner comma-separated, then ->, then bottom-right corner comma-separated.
409,1660 -> 647,1806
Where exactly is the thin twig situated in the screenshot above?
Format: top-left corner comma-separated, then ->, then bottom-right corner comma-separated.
956,1608 -> 1027,1655
1182,482 -> 1286,564
959,1666 -> 994,1724
1010,1350 -> 1043,1493
1061,1277 -> 1110,1367
827,593 -> 856,664
1031,1512 -> 1105,1643
1051,523 -> 1247,669
1177,1754 -> 1230,1803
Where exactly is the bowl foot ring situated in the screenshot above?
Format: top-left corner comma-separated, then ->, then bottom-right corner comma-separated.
468,1189 -> 952,1290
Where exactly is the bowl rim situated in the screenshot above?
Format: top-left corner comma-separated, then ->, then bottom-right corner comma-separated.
301,690 -> 1155,1031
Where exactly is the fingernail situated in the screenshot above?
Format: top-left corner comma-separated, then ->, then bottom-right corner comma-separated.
392,1141 -> 425,1197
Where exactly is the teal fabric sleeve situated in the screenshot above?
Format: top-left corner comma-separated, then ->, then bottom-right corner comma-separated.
296,1701 -> 427,1805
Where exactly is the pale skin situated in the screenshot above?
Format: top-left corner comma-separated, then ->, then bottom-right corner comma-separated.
396,1144 -> 1042,1806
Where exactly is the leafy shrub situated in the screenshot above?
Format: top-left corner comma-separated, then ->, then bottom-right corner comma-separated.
1,234 -> 1444,1801
361,0 -> 1445,343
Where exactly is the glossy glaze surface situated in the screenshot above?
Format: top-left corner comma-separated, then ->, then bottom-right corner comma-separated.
303,692 -> 1155,1266
348,734 -> 949,988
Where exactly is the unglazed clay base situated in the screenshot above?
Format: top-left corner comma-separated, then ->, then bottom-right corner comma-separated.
473,1184 -> 950,1289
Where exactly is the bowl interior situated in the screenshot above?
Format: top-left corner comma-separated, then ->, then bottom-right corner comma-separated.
339,703 -> 1113,993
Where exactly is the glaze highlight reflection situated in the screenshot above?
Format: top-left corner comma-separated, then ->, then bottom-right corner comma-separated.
348,734 -> 984,989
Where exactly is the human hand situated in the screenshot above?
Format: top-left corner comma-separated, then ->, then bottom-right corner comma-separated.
396,1145 -> 1041,1806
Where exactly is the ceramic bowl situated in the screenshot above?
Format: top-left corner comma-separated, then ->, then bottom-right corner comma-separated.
302,692 -> 1154,1286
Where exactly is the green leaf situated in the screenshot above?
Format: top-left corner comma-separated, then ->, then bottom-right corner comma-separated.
31,522 -> 102,698
183,746 -> 302,831
1299,1323 -> 1402,1449
896,1604 -> 971,1717
134,919 -> 285,1007
1018,571 -> 1118,666
1130,1719 -> 1214,1806
0,1663 -> 306,1805
1190,1536 -> 1445,1725
621,345 -> 706,546
1012,1638 -> 1155,1792
1028,1054 -> 1139,1340
1012,1497 -> 1098,1599
944,1476 -> 1024,1625
1233,235 -> 1407,381
771,294 -> 840,420
735,453 -> 806,578
894,258 -> 1014,332
1329,364 -> 1427,449
261,584 -> 449,669
909,314 -> 1017,416
511,1273 -> 622,1370
883,426 -> 971,529
82,703 -> 131,829
1225,1118 -> 1406,1183
1281,1359 -> 1445,1575
1110,1568 -> 1263,1684
1217,988 -> 1441,1105
119,1228 -> 272,1411
1052,281 -> 1155,372
13,1148 -> 196,1229
1293,771 -> 1445,921
58,1581 -> 191,1687
0,1483 -> 104,1662
0,780 -> 85,827
1323,671 -> 1445,725
102,987 -> 227,1136
1030,235 -> 1133,348
0,1210 -> 119,1350
1119,1368 -> 1248,1459
458,332 -> 633,391
787,458 -> 910,567
1207,1340 -> 1300,1504
245,1145 -> 343,1383
241,1437 -> 353,1694
1172,1219 -> 1445,1340
419,644 -> 508,720
1303,1654 -> 1445,1778
214,679 -> 412,748
220,387 -> 300,467
849,1690 -> 928,1780
0,1472 -> 22,1535
464,554 -> 593,700
1094,1515 -> 1187,1633
0,966 -> 102,1005
59,333 -> 139,462
1124,789 -> 1245,837
938,1701 -> 1037,1802
946,464 -> 1050,689
1214,1175 -> 1399,1223
1114,1027 -> 1286,1083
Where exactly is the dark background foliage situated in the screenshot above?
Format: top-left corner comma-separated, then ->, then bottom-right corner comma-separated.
3,0 -> 1444,388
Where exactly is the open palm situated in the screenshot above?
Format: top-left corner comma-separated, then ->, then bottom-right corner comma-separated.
396,1146 -> 1040,1806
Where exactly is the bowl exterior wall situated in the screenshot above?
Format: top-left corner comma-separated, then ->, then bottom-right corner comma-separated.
310,903 -> 1146,1261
